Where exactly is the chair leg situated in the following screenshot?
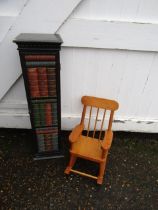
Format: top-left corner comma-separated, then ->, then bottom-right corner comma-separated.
64,154 -> 77,175
97,162 -> 106,184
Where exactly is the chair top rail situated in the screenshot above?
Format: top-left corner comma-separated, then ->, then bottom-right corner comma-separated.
81,96 -> 119,111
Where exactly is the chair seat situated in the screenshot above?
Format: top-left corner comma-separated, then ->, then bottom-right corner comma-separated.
70,135 -> 105,162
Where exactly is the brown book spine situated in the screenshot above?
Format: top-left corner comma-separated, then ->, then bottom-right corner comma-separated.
27,68 -> 40,97
25,55 -> 55,61
47,68 -> 56,96
48,83 -> 56,96
45,103 -> 52,126
37,134 -> 45,152
44,134 -> 53,151
38,67 -> 48,97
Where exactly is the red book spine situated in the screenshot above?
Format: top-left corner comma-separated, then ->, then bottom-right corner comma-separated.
25,55 -> 55,61
38,67 -> 48,97
45,103 -> 52,126
27,68 -> 40,97
36,128 -> 58,135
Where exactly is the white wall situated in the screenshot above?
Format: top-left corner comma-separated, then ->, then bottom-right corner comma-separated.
71,0 -> 158,23
0,0 -> 158,132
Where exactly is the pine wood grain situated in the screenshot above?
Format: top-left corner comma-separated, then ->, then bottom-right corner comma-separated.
65,96 -> 119,184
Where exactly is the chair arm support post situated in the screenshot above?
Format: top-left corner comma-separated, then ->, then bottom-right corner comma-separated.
69,124 -> 84,143
101,130 -> 113,151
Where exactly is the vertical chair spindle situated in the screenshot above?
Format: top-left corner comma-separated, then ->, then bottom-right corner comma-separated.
93,108 -> 99,138
80,105 -> 86,125
99,109 -> 106,140
87,106 -> 92,137
108,111 -> 114,131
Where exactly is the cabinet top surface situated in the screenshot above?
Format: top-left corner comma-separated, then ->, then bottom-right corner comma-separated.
13,33 -> 63,44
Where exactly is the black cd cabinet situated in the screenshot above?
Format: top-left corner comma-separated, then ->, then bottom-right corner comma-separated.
14,33 -> 63,159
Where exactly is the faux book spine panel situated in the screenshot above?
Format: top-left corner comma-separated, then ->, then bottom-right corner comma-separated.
25,53 -> 60,154
25,55 -> 56,61
36,127 -> 58,152
38,67 -> 49,97
26,61 -> 56,67
27,67 -> 57,98
32,99 -> 58,128
27,68 -> 40,97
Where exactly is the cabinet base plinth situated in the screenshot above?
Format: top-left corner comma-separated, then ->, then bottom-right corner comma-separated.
34,152 -> 64,160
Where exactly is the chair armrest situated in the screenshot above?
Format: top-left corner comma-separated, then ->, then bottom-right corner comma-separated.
69,124 -> 84,143
101,130 -> 113,151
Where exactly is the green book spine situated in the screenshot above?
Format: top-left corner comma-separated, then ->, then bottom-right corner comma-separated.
52,135 -> 58,151
32,103 -> 41,127
26,61 -> 56,67
39,103 -> 45,127
52,103 -> 58,125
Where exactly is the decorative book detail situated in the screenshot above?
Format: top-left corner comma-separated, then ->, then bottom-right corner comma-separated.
25,55 -> 55,61
44,134 -> 53,151
27,67 -> 56,98
32,103 -> 41,127
36,127 -> 59,152
37,134 -> 45,152
26,61 -> 56,67
39,103 -> 45,126
27,68 -> 40,97
38,67 -> 48,97
32,99 -> 58,128
45,103 -> 52,126
47,68 -> 56,96
52,103 -> 58,124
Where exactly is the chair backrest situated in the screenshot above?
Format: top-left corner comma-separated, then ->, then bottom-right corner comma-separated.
80,96 -> 119,139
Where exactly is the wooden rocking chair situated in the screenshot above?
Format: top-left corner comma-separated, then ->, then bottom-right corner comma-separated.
65,96 -> 119,184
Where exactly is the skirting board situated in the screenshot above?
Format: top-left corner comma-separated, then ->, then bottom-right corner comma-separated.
0,112 -> 157,133
61,115 -> 158,133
